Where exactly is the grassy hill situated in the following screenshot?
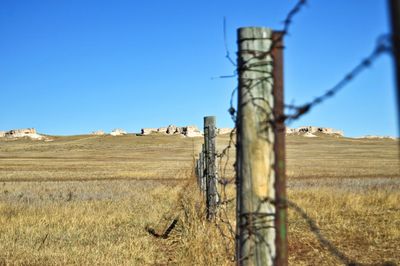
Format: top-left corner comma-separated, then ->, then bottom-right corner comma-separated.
0,134 -> 398,265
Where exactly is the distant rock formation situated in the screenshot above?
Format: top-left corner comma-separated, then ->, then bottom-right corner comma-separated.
182,126 -> 202,137
303,132 -> 317,138
0,131 -> 5,138
92,130 -> 105,136
2,128 -> 49,140
141,125 -> 203,137
6,128 -> 36,137
217,128 -> 233,135
356,135 -> 397,140
141,128 -> 158,135
157,127 -> 168,134
140,125 -> 233,138
286,126 -> 344,137
110,129 -> 127,136
166,125 -> 178,134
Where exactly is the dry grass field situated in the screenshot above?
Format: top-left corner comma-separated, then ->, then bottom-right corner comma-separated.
0,133 -> 399,265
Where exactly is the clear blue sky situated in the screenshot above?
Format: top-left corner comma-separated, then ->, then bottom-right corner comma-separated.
0,0 -> 397,137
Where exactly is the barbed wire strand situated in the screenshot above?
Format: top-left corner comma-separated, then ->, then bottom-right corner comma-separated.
199,0 -> 395,264
211,0 -> 310,261
224,16 -> 236,67
283,34 -> 391,123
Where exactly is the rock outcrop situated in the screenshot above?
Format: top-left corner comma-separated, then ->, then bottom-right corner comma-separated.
356,135 -> 397,140
166,125 -> 178,134
286,126 -> 344,137
141,125 -> 202,137
110,129 -> 127,136
140,125 -> 233,138
0,131 -> 5,138
92,130 -> 105,136
6,128 -> 37,137
303,132 -> 317,138
141,128 -> 158,135
182,126 -> 202,137
217,128 -> 233,135
2,128 -> 48,140
174,126 -> 183,134
157,127 -> 168,134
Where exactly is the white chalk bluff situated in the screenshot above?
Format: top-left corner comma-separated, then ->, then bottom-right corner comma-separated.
0,128 -> 49,140
140,125 -> 236,138
141,125 -> 202,137
286,126 -> 344,137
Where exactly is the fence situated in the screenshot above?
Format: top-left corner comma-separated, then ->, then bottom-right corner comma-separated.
194,1 -> 399,265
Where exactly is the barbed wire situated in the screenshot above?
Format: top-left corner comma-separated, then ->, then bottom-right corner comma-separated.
282,34 -> 392,123
211,0 -> 310,262
215,1 -> 310,257
197,0 -> 395,264
224,16 -> 236,67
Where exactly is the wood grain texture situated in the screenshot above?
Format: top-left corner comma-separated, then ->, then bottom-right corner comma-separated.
204,116 -> 218,220
236,27 -> 276,266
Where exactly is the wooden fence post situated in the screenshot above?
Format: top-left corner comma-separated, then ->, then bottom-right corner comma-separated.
204,116 -> 218,220
195,158 -> 198,178
272,31 -> 287,266
196,155 -> 201,187
236,27 -> 286,265
200,144 -> 206,193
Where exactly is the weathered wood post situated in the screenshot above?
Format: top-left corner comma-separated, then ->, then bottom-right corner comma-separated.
236,27 -> 286,265
204,116 -> 218,220
272,31 -> 287,266
195,158 -> 198,178
204,122 -> 210,204
196,155 -> 201,187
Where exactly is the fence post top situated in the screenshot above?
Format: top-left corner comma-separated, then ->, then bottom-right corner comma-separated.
237,27 -> 272,40
204,116 -> 216,125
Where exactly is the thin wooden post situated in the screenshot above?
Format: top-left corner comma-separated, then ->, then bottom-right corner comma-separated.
195,158 -> 198,178
196,156 -> 201,187
236,27 -> 281,265
272,31 -> 287,266
200,144 -> 206,193
204,116 -> 218,220
388,0 -> 400,131
204,122 -> 210,204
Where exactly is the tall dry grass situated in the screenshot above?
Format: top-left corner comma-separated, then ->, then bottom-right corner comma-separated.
0,134 -> 399,265
162,178 -> 400,265
158,179 -> 235,265
0,180 -> 183,265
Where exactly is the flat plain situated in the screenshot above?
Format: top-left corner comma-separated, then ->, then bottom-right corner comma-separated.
0,134 -> 399,265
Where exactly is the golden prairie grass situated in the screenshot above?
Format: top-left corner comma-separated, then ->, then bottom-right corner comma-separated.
287,187 -> 400,265
0,134 -> 201,181
285,135 -> 399,178
165,180 -> 235,266
167,179 -> 400,265
0,134 -> 399,265
169,135 -> 400,265
0,180 -> 184,265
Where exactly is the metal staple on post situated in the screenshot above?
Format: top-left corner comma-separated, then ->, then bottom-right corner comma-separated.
236,27 -> 283,265
204,116 -> 218,220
